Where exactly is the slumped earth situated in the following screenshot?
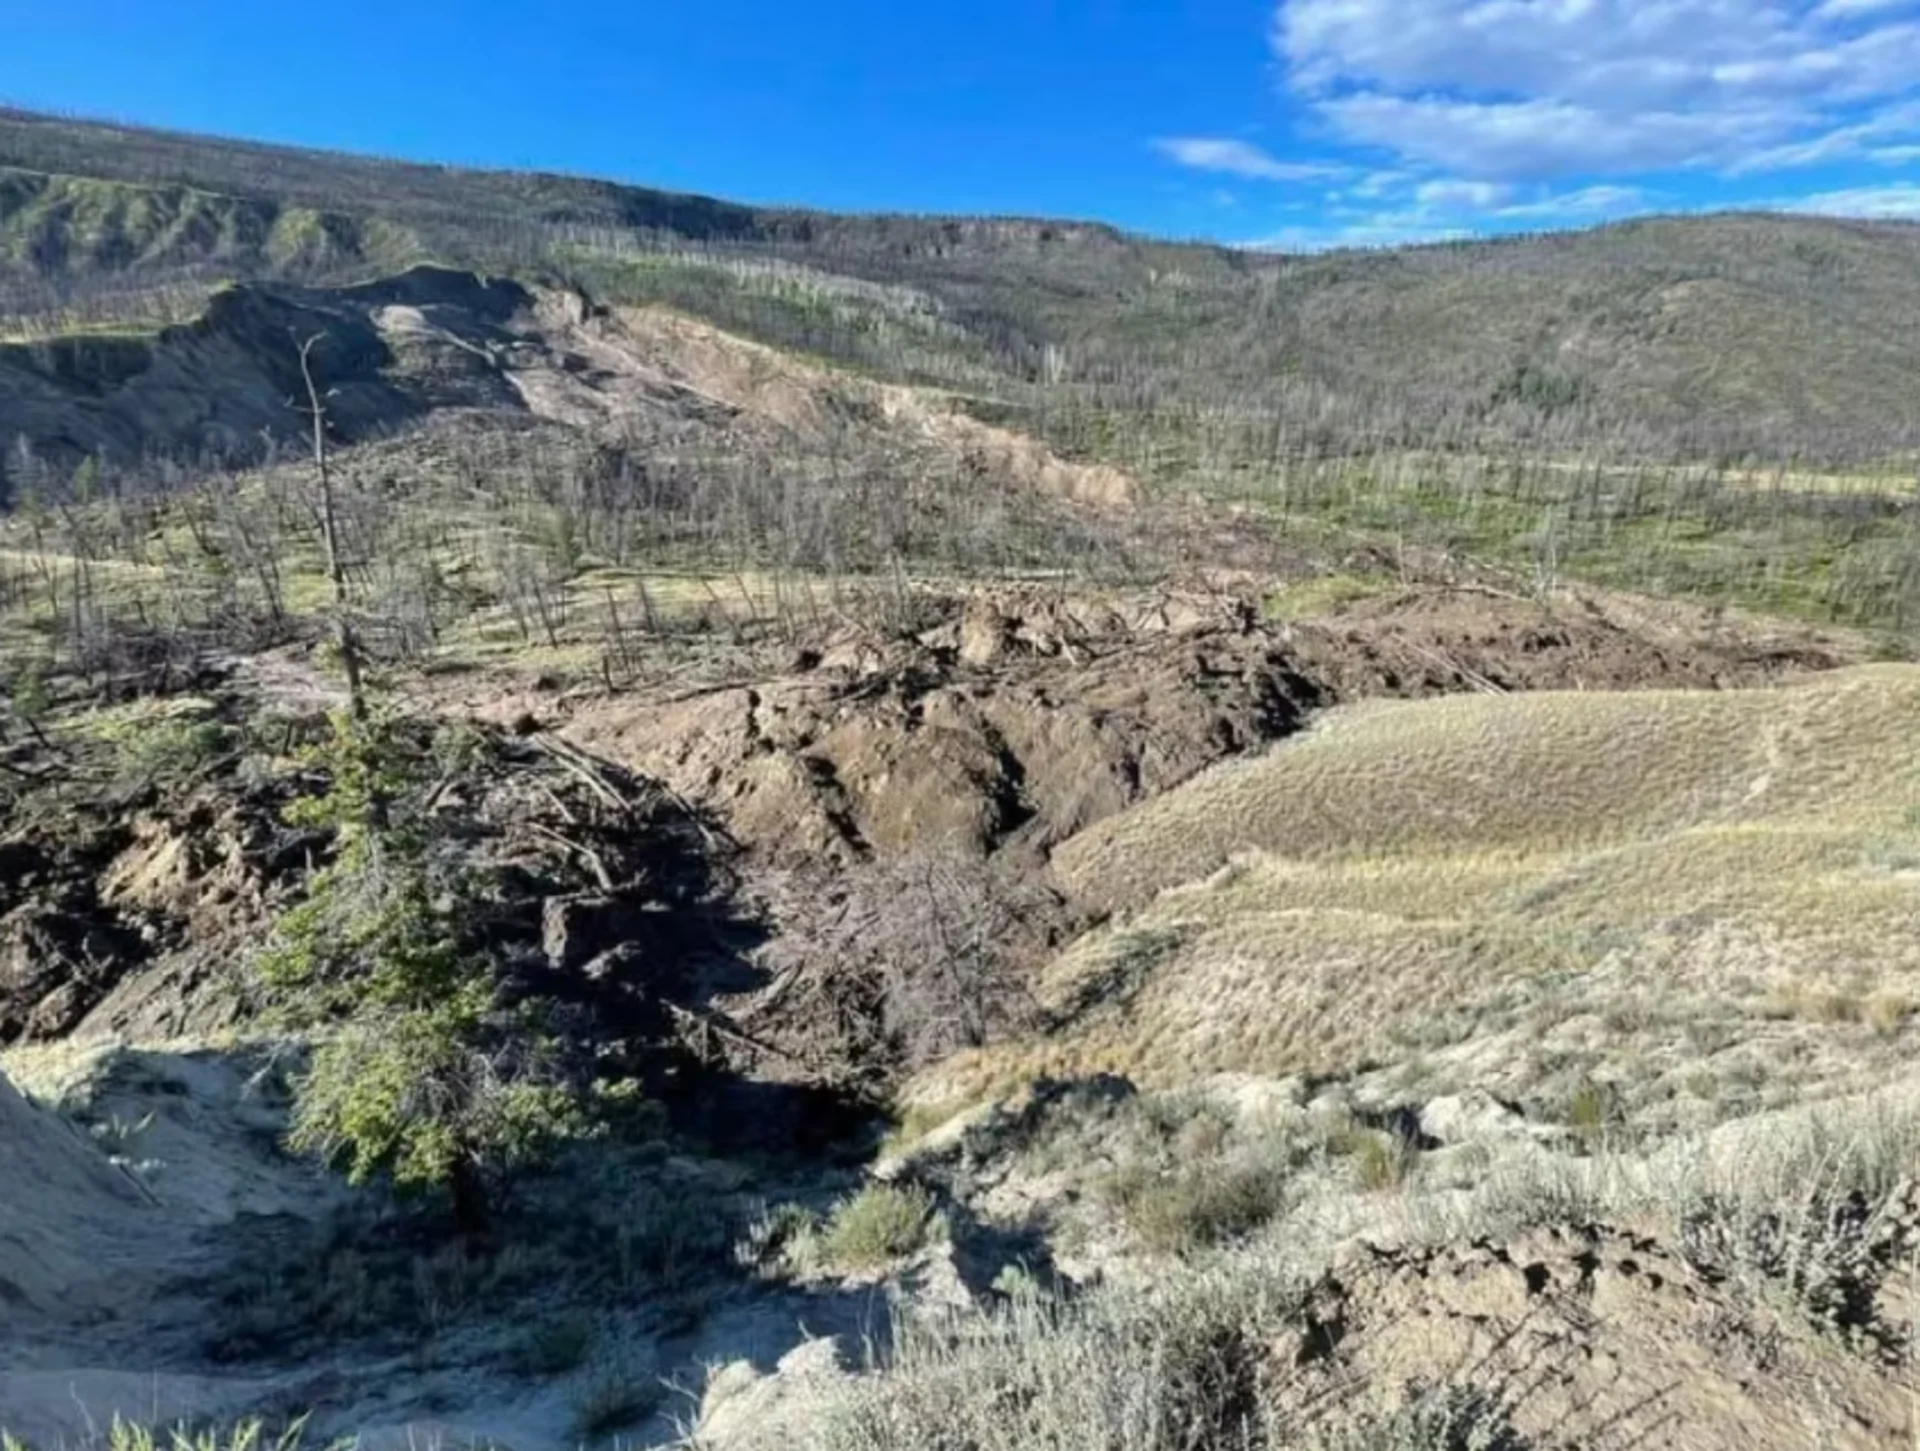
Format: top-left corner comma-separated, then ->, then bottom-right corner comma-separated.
3,110 -> 1920,1450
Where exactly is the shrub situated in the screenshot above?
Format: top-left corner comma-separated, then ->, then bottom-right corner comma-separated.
256,708 -> 605,1233
2,1420 -> 324,1451
1354,1132 -> 1416,1193
809,1261 -> 1303,1451
1315,1383 -> 1532,1451
571,1361 -> 663,1441
811,1182 -> 937,1271
1323,1123 -> 1415,1193
735,1200 -> 825,1275
1101,1156 -> 1291,1256
1564,1080 -> 1617,1147
611,1182 -> 736,1291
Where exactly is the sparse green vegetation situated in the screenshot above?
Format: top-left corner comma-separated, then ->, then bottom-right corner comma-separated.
1349,1130 -> 1416,1193
8,102 -> 1920,1451
1100,1154 -> 1293,1255
1264,571 -> 1392,620
255,709 -> 604,1232
809,1182 -> 938,1271
1564,1080 -> 1617,1147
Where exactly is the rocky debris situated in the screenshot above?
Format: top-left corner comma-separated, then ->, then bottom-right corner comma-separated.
1287,584 -> 1852,697
562,594 -> 1326,870
1,902 -> 149,1042
0,768 -> 305,1047
0,710 -> 742,1061
553,581 -> 1856,882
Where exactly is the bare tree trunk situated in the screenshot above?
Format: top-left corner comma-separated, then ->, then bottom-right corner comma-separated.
297,334 -> 367,723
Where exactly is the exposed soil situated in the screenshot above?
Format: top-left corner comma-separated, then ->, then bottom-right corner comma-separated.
0,576 -> 1888,1451
1281,1212 -> 1920,1450
535,582 -> 1856,875
1,580 -> 1861,1079
0,264 -> 1136,515
0,708 -> 746,1076
1285,583 -> 1851,698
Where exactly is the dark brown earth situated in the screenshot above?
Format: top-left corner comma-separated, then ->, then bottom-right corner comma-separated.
0,582 -> 1862,1087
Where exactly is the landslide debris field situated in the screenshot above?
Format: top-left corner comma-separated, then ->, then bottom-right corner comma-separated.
7,569 -> 1915,1450
3,107 -> 1920,1451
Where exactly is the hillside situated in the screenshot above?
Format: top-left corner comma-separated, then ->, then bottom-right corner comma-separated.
6,108 -> 1920,463
931,665 -> 1920,1110
6,104 -> 1920,1451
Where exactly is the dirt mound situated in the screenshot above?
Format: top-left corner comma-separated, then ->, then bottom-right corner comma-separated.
560,594 -> 1319,869
1287,1215 -> 1919,1449
550,583 -> 1851,883
0,758 -> 309,1047
1285,584 -> 1852,697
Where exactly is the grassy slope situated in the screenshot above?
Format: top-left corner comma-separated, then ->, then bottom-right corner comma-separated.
925,666 -> 1920,1123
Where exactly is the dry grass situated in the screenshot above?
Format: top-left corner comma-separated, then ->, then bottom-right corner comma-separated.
927,668 -> 1920,1120
0,1422 -> 321,1451
1056,665 -> 1920,912
772,1080 -> 1920,1451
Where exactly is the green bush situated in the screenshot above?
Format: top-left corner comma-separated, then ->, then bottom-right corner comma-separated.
811,1182 -> 937,1270
256,708 -> 602,1231
1101,1156 -> 1291,1255
1565,1080 -> 1617,1148
116,715 -> 234,783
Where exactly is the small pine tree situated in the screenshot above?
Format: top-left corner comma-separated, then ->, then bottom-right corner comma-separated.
258,708 -> 591,1236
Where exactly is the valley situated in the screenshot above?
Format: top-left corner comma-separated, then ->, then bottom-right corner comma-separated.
0,107 -> 1918,1451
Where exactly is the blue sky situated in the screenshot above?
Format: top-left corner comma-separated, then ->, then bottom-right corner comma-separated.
3,0 -> 1919,247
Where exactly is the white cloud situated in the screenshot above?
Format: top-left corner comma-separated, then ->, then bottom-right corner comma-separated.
1275,0 -> 1920,181
1497,184 -> 1648,218
1414,178 -> 1512,208
1350,168 -> 1413,198
1155,137 -> 1348,182
1246,219 -> 1471,251
1289,176 -> 1644,252
1815,0 -> 1917,18
1730,97 -> 1920,171
1788,181 -> 1920,215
